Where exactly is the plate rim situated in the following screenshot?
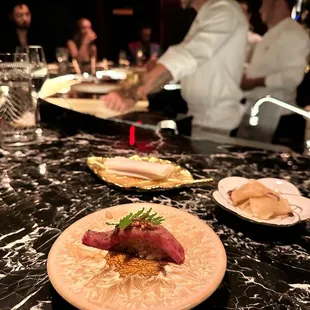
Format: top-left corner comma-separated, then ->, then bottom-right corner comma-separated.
47,203 -> 227,310
256,177 -> 302,196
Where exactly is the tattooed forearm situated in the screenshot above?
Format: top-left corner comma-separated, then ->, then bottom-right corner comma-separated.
116,80 -> 144,101
141,65 -> 173,96
117,64 -> 173,101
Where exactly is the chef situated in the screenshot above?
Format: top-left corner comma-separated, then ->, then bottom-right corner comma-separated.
102,0 -> 248,135
238,0 -> 310,142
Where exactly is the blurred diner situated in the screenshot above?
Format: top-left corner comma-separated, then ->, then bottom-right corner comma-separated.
128,24 -> 162,66
67,18 -> 97,64
0,2 -> 38,53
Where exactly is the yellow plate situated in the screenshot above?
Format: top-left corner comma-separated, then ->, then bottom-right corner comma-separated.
87,155 -> 213,191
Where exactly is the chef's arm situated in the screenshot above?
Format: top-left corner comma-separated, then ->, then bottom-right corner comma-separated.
136,64 -> 173,98
157,4 -> 238,83
101,63 -> 173,112
103,3 -> 240,110
116,64 -> 172,101
134,3 -> 239,99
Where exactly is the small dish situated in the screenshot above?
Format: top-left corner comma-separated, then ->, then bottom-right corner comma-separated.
47,203 -> 227,310
213,177 -> 310,227
87,155 -> 213,191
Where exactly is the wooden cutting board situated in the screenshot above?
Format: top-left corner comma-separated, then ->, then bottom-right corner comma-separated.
44,97 -> 149,119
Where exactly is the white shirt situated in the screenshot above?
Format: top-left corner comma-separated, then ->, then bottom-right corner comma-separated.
158,0 -> 248,130
239,18 -> 310,142
246,18 -> 309,106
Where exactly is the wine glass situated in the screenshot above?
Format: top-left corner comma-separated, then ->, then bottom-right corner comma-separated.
16,45 -> 49,94
56,47 -> 69,63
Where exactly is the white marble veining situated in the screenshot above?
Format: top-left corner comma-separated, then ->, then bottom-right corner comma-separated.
0,124 -> 309,309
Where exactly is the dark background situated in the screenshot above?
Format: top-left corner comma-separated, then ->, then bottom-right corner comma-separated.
0,0 -> 195,62
0,0 -> 264,62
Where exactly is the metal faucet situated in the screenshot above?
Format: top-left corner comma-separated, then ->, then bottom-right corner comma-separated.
249,96 -> 310,155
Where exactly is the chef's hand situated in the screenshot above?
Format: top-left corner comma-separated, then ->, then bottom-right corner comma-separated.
101,92 -> 136,112
241,74 -> 265,91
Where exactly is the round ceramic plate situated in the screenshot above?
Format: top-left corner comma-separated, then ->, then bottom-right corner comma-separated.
47,203 -> 227,310
71,82 -> 120,94
213,177 -> 310,227
87,155 -> 213,191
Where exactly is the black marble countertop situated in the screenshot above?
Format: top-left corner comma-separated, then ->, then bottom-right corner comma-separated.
0,104 -> 309,310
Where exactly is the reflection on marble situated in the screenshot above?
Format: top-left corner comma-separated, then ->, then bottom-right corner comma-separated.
0,105 -> 309,309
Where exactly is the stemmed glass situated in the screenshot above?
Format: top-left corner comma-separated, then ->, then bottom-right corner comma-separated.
16,46 -> 49,95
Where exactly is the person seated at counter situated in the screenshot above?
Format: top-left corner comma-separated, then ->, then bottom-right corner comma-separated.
237,0 -> 310,143
237,0 -> 262,64
128,24 -> 162,65
67,18 -> 97,64
0,2 -> 38,53
102,0 -> 248,136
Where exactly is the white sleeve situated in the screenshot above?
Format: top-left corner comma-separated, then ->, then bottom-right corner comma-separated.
158,3 -> 239,81
265,32 -> 310,89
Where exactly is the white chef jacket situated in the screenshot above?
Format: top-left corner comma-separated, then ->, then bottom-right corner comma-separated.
158,0 -> 248,130
238,18 -> 310,142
